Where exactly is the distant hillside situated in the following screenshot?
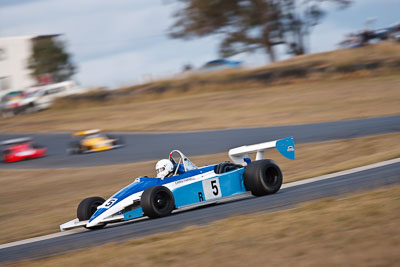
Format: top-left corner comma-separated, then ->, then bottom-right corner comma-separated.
53,41 -> 400,109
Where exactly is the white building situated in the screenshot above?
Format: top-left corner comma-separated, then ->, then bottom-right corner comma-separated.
0,35 -> 59,97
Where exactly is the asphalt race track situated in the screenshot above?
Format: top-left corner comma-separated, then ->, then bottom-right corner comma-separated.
0,160 -> 399,264
1,115 -> 400,169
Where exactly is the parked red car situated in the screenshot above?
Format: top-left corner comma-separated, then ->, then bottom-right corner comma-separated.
1,138 -> 47,163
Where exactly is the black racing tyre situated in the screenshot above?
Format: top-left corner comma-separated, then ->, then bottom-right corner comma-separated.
118,136 -> 125,145
243,159 -> 282,196
32,143 -> 45,149
77,196 -> 105,221
80,145 -> 89,153
141,186 -> 175,218
26,103 -> 36,114
68,141 -> 81,154
113,136 -> 124,146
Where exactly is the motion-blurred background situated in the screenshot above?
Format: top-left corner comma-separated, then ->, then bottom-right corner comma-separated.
0,0 -> 400,266
0,0 -> 399,97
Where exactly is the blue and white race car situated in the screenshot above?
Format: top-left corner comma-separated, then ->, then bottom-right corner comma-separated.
60,137 -> 295,231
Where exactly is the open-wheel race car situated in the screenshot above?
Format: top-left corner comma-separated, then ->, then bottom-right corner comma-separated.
60,137 -> 295,231
67,129 -> 124,154
1,137 -> 47,163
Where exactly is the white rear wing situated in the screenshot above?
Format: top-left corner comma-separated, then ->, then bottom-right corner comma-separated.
228,137 -> 295,165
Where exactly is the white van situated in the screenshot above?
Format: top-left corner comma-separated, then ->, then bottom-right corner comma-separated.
22,81 -> 82,112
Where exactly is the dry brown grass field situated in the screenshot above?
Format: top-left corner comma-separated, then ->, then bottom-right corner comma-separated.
260,40 -> 400,69
0,132 -> 399,245
1,73 -> 399,133
12,185 -> 400,267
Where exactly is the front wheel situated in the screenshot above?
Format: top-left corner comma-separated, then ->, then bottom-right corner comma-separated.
77,196 -> 106,229
243,159 -> 283,196
141,186 -> 175,218
111,135 -> 124,146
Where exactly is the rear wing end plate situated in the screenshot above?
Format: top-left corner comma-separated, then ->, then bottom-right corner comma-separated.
228,136 -> 295,165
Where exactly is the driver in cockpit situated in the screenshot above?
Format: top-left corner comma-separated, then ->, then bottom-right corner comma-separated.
155,151 -> 198,178
155,159 -> 174,178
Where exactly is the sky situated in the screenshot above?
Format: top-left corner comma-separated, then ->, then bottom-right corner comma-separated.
0,0 -> 398,89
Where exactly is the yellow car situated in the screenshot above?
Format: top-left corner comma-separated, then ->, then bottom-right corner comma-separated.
68,129 -> 124,154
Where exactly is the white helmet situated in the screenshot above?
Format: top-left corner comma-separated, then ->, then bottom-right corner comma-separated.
155,159 -> 174,178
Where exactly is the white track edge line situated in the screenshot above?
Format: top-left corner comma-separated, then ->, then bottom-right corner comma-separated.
1,157 -> 399,250
0,228 -> 85,250
281,158 -> 400,189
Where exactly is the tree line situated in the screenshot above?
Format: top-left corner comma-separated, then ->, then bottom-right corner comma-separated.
169,0 -> 352,62
28,0 -> 352,82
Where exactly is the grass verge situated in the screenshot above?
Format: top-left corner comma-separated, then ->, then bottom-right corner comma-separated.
0,72 -> 399,133
12,185 -> 400,267
0,132 -> 399,245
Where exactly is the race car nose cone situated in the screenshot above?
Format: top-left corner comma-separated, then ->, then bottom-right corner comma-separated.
86,220 -> 99,228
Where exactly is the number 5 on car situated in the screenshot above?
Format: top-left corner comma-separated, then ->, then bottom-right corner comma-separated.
202,178 -> 222,200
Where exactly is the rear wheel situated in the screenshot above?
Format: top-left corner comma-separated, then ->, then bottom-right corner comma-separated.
32,144 -> 44,149
77,196 -> 106,229
68,141 -> 81,154
26,103 -> 36,114
141,186 -> 175,218
2,150 -> 11,162
243,159 -> 282,196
